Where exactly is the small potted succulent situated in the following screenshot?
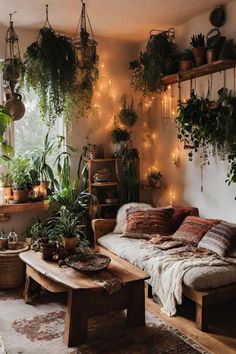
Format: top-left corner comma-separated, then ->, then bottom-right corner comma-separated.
179,49 -> 194,71
9,156 -> 31,203
147,170 -> 162,188
48,206 -> 88,252
0,171 -> 13,202
190,33 -> 206,67
119,95 -> 138,127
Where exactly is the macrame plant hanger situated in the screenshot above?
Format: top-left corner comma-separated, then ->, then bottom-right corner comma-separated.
74,0 -> 98,69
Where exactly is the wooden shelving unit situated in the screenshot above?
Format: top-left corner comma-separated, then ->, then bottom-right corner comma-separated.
161,60 -> 236,86
87,158 -> 120,218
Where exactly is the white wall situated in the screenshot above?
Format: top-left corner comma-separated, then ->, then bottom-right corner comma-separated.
151,0 -> 236,222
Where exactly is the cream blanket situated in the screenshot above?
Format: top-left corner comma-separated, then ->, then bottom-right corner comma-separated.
144,253 -> 236,316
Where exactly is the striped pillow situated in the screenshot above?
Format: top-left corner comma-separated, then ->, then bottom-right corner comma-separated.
172,216 -> 219,246
125,207 -> 174,236
198,221 -> 236,257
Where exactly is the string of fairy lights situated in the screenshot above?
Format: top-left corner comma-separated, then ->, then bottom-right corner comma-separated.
90,60 -> 181,206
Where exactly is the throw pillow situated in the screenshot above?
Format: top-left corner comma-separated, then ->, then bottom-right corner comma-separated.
113,202 -> 152,234
169,207 -> 193,232
172,216 -> 219,246
198,221 -> 236,257
124,207 -> 174,236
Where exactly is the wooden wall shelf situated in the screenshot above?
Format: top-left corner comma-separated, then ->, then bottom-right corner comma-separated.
0,201 -> 48,214
161,60 -> 236,86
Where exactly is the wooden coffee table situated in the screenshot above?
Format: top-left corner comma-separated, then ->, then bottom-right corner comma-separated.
20,246 -> 150,347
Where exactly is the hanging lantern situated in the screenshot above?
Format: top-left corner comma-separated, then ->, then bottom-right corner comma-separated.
74,1 -> 98,69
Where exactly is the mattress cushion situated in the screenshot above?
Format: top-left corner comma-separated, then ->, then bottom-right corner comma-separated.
98,233 -> 236,291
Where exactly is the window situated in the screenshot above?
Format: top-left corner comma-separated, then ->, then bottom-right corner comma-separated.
13,89 -> 64,156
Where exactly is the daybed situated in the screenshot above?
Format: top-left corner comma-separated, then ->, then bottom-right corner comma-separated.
92,206 -> 236,332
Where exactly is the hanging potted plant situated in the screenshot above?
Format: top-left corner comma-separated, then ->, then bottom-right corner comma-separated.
190,33 -> 206,67
1,58 -> 24,82
23,7 -> 78,126
147,170 -> 162,187
9,156 -> 31,203
110,126 -> 130,155
119,95 -> 138,127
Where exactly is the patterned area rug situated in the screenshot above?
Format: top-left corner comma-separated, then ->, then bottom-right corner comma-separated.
0,289 -> 208,354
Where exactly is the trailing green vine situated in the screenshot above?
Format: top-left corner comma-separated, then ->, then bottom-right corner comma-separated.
176,88 -> 236,193
24,28 -> 78,126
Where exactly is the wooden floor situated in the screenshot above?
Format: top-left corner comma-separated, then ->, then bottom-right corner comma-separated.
146,294 -> 236,354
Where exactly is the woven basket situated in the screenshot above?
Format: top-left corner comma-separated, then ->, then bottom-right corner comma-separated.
0,242 -> 29,289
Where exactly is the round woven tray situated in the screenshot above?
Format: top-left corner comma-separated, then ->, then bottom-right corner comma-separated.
0,242 -> 29,289
65,253 -> 111,272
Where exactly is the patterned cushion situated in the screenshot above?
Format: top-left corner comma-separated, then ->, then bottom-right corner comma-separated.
125,207 -> 174,236
169,208 -> 193,232
198,221 -> 236,257
172,216 -> 219,246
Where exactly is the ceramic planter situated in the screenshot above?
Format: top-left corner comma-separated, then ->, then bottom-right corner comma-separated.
41,243 -> 55,261
40,181 -> 49,197
206,49 -> 219,63
179,60 -> 193,71
4,94 -> 25,121
192,47 -> 206,67
3,187 -> 12,202
0,238 -> 8,250
63,237 -> 77,251
13,189 -> 29,203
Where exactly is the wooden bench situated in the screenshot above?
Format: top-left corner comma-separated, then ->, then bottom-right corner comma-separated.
92,217 -> 236,332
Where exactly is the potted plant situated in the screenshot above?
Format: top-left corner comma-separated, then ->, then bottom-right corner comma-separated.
110,127 -> 130,144
48,206 -> 88,251
219,39 -> 236,60
119,95 -> 138,127
9,156 -> 31,203
120,148 -> 139,203
206,29 -> 226,63
179,49 -> 194,71
0,171 -> 13,201
130,30 -> 177,95
190,33 -> 206,67
23,27 -> 78,126
0,229 -> 8,250
147,170 -> 162,187
1,58 -> 24,82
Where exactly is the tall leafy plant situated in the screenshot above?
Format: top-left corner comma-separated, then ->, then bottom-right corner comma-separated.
24,28 -> 78,126
0,106 -> 13,162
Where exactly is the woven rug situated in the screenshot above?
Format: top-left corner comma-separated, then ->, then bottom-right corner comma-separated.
0,289 -> 208,354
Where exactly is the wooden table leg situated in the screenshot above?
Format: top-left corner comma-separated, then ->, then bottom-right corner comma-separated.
127,280 -> 145,327
64,289 -> 89,347
24,272 -> 41,304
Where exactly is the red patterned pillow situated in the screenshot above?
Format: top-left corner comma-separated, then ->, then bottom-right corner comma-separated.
125,207 -> 174,236
172,216 -> 219,245
170,208 -> 193,232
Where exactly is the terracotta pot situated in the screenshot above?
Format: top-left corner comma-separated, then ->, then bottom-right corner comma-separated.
179,60 -> 193,71
62,237 -> 77,251
0,238 -> 8,250
163,58 -> 176,75
40,181 -> 49,197
4,93 -> 25,121
206,48 -> 219,63
13,189 -> 29,203
192,47 -> 206,67
41,243 -> 55,261
4,187 -> 12,201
